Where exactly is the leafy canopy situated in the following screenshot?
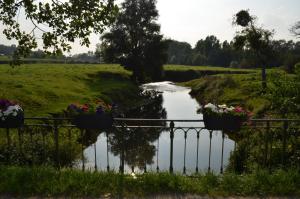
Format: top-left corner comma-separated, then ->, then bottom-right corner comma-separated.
0,0 -> 118,65
233,10 -> 274,90
100,0 -> 167,83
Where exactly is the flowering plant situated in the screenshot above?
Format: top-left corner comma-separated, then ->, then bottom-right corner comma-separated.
202,103 -> 251,131
65,99 -> 112,117
66,99 -> 114,130
0,99 -> 24,128
203,103 -> 250,119
0,99 -> 23,121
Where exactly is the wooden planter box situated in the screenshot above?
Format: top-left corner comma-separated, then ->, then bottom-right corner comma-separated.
203,113 -> 244,132
0,113 -> 24,128
73,113 -> 113,130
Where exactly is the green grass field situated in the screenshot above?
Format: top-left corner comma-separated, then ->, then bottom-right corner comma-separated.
164,65 -> 257,72
0,64 -> 135,116
0,63 -> 259,116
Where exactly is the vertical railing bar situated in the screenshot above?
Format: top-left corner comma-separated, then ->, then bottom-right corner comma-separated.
106,132 -> 110,172
282,120 -> 288,167
68,128 -> 72,169
196,130 -> 200,173
144,160 -> 147,173
208,130 -> 212,173
220,131 -> 225,174
156,137 -> 159,172
81,129 -> 85,171
54,121 -> 59,169
94,142 -> 97,171
269,128 -> 273,172
169,121 -> 175,174
18,128 -> 22,155
183,131 -> 187,174
6,128 -> 10,147
42,130 -> 46,163
264,121 -> 270,168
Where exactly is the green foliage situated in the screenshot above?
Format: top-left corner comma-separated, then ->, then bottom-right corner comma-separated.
0,166 -> 299,197
267,71 -> 300,117
185,72 -> 270,116
0,0 -> 118,65
100,0 -> 167,83
233,10 -> 274,90
0,64 -> 136,116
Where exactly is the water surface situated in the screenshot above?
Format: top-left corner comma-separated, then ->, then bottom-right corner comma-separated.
83,81 -> 235,173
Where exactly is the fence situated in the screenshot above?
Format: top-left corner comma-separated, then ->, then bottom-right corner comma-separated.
0,117 -> 299,174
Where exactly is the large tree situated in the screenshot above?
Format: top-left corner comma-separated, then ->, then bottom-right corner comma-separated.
0,0 -> 118,65
100,0 -> 167,83
233,10 -> 274,90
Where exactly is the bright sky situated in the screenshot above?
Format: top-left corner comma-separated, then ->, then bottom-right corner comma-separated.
0,0 -> 299,54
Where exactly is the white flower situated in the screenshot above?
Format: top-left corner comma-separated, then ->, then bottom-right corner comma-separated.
218,104 -> 228,109
204,103 -> 218,112
2,105 -> 22,117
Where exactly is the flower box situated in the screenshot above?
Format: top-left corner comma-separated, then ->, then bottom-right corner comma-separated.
202,103 -> 249,132
0,113 -> 24,128
0,100 -> 24,128
73,113 -> 113,130
203,112 -> 244,132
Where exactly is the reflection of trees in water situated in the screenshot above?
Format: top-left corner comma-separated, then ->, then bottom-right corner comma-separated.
109,90 -> 166,170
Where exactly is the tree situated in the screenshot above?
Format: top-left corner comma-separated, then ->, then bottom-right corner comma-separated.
100,0 -> 167,83
233,10 -> 274,90
166,40 -> 192,65
0,0 -> 118,65
291,21 -> 300,38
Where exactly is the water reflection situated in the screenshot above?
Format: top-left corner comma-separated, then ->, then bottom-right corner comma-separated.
109,90 -> 166,170
83,82 -> 235,173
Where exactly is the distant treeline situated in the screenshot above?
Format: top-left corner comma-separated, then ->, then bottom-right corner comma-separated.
0,44 -> 100,64
1,35 -> 300,70
166,35 -> 300,71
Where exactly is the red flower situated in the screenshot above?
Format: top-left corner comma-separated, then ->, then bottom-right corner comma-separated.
234,106 -> 243,113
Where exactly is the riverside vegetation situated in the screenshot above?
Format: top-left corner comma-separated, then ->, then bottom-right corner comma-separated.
0,63 -> 299,197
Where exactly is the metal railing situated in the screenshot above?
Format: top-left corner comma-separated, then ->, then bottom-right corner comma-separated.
1,117 -> 299,174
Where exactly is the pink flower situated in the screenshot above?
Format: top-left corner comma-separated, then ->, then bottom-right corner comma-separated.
234,106 -> 243,113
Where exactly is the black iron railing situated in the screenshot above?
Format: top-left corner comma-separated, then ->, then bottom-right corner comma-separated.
0,117 -> 299,174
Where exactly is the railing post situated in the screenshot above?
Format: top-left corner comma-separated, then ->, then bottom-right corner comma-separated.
208,130 -> 212,172
54,120 -> 59,168
6,128 -> 10,147
169,121 -> 175,174
195,131 -> 200,173
106,132 -> 110,172
94,143 -> 97,171
183,131 -> 187,174
264,121 -> 270,168
220,131 -> 225,174
81,129 -> 85,171
282,120 -> 288,167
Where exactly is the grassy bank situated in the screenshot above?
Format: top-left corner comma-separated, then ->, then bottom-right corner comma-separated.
0,64 -> 138,116
183,70 -> 284,116
0,166 -> 299,197
164,65 -> 256,82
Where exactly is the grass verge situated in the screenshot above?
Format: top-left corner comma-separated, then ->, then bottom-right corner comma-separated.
0,166 -> 299,197
0,64 -> 137,116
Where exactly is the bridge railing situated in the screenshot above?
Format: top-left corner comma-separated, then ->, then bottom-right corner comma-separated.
0,117 -> 299,174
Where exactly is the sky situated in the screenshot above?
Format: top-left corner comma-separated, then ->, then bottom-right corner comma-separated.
1,0 -> 300,55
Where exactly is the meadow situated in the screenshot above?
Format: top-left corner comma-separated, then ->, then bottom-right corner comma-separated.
0,64 -> 135,116
0,63 -> 260,116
